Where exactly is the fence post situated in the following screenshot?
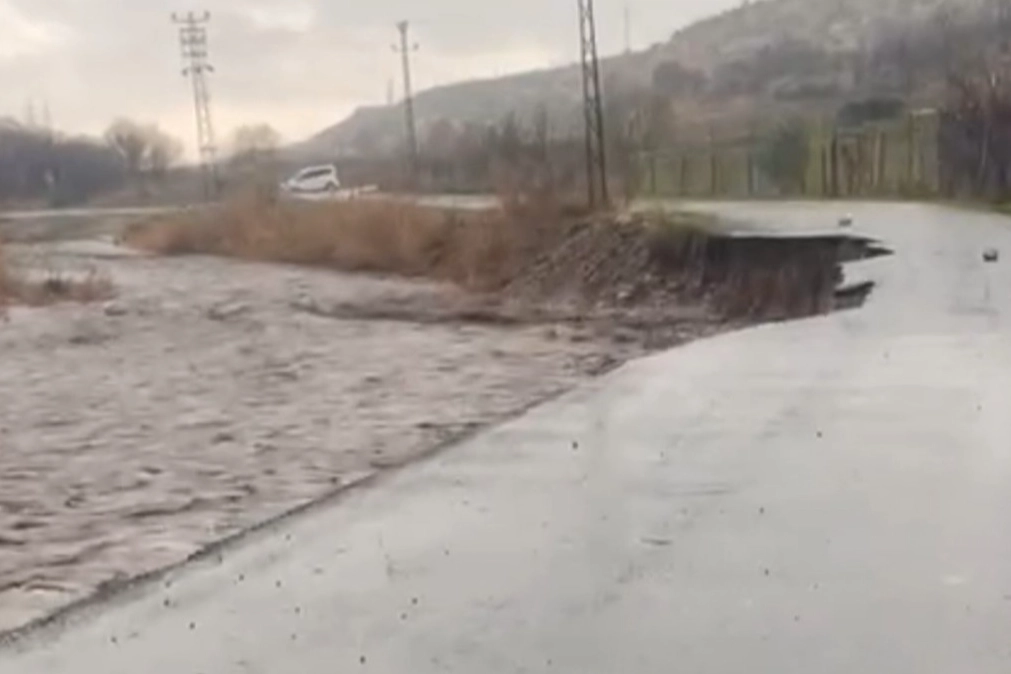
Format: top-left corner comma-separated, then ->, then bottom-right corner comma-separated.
829,130 -> 839,198
746,121 -> 756,197
679,153 -> 688,196
709,125 -> 717,196
877,129 -> 887,194
649,153 -> 657,195
816,118 -> 825,197
933,110 -> 942,196
906,112 -> 916,192
744,142 -> 752,195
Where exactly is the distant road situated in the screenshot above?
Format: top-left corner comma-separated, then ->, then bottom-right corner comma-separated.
0,194 -> 496,222
0,206 -> 181,221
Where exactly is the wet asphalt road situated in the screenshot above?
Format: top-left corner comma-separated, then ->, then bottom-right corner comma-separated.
3,202 -> 1011,673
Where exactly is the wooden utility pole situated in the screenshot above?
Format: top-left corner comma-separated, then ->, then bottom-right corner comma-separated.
623,4 -> 631,54
394,21 -> 420,188
577,0 -> 609,208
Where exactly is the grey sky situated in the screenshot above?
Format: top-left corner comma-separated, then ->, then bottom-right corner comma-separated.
1,0 -> 735,155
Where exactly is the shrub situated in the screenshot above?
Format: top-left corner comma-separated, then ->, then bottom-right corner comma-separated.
756,119 -> 810,195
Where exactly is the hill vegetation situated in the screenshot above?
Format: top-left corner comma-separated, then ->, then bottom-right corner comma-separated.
294,0 -> 1007,162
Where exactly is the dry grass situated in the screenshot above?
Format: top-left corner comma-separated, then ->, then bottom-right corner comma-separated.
0,239 -> 114,313
124,192 -> 568,293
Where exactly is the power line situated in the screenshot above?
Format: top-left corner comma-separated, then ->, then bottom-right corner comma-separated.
393,21 -> 420,188
172,10 -> 218,200
577,0 -> 609,208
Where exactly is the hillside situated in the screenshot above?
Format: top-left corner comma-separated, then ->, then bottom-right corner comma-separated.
292,0 -> 1000,160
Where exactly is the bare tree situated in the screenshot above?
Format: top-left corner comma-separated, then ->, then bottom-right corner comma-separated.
228,124 -> 282,193
105,119 -> 150,180
640,93 -> 677,150
229,124 -> 282,165
943,67 -> 1011,199
757,119 -> 809,195
920,1 -> 1011,199
104,119 -> 184,193
0,121 -> 125,206
533,104 -> 551,162
146,129 -> 184,180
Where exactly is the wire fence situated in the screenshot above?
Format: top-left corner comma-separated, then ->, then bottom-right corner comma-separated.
636,110 -> 945,200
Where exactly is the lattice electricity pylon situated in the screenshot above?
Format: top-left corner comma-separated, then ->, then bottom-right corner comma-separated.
173,11 -> 219,199
394,21 -> 420,188
578,0 -> 609,208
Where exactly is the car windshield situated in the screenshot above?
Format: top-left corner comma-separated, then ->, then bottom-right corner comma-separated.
296,168 -> 330,179
2,1 -> 1010,673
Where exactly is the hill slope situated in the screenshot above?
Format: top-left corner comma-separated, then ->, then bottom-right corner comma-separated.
293,0 -> 997,160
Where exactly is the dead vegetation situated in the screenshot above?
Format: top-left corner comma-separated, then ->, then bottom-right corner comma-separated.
0,239 -> 114,313
124,192 -> 570,293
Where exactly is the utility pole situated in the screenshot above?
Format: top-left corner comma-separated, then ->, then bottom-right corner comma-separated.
577,0 -> 609,208
41,100 -> 52,136
623,4 -> 631,54
394,21 -> 420,188
172,11 -> 218,200
24,99 -> 36,129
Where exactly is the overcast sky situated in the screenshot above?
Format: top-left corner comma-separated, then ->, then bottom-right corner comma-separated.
1,0 -> 736,155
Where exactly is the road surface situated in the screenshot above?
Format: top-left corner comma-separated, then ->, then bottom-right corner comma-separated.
0,206 -> 180,221
3,202 -> 1011,673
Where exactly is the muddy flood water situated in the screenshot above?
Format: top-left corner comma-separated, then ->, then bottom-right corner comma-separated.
0,235 -> 706,633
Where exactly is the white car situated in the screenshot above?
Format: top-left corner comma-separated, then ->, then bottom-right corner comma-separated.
281,164 -> 341,194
